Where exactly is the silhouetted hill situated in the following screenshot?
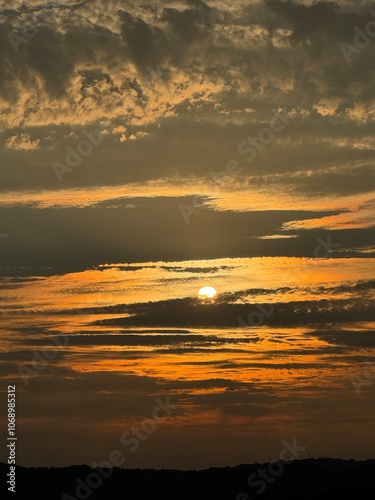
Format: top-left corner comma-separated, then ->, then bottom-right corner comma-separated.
2,458 -> 375,499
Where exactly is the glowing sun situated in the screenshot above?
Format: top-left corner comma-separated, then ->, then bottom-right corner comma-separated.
198,286 -> 217,301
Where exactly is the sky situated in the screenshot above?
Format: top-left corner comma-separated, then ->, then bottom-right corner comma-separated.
0,0 -> 375,473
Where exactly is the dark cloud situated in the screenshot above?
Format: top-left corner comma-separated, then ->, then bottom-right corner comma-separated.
312,278 -> 375,295
120,11 -> 167,70
0,202 -> 342,275
307,328 -> 375,348
161,0 -> 213,44
97,296 -> 375,328
18,332 -> 250,347
266,1 -> 356,41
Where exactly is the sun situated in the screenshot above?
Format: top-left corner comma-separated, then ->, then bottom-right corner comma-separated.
198,286 -> 217,301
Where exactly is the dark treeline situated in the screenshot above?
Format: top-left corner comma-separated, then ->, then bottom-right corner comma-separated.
2,458 -> 375,499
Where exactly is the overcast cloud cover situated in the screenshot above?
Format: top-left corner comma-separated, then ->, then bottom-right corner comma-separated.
0,0 -> 374,272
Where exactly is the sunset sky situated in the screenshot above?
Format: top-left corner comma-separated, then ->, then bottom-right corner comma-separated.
0,0 -> 375,471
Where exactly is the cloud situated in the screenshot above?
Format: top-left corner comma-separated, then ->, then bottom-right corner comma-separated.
0,0 -> 375,216
0,0 -> 373,281
4,133 -> 40,150
0,199 -> 349,274
307,328 -> 375,348
97,295 -> 375,329
19,332 -> 250,348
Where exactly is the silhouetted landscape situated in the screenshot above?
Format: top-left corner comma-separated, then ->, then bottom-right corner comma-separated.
3,459 -> 375,499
